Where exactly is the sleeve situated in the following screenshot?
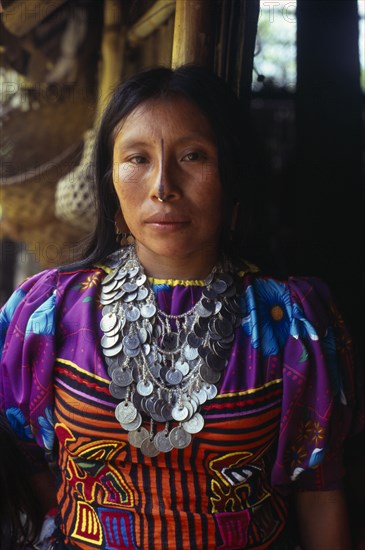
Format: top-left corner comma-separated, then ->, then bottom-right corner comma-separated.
271,276 -> 363,492
0,269 -> 58,473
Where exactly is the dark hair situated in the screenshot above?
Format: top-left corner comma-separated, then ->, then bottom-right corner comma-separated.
79,64 -> 267,268
0,415 -> 43,549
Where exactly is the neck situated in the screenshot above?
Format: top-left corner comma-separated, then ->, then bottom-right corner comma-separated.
133,243 -> 221,280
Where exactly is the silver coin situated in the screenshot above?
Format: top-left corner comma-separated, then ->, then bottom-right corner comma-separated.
115,401 -> 137,424
123,281 -> 138,293
206,352 -> 227,372
141,304 -> 157,318
145,395 -> 158,414
149,362 -> 162,378
103,340 -> 124,357
204,272 -> 215,285
137,379 -> 153,396
101,333 -> 120,349
104,318 -> 124,338
115,268 -> 128,280
154,431 -> 174,452
101,270 -> 118,285
100,294 -> 118,306
182,412 -> 204,434
184,345 -> 199,361
123,291 -> 138,303
214,301 -> 223,314
137,287 -> 149,301
169,426 -> 192,449
109,382 -> 129,400
187,333 -> 202,348
202,287 -> 217,300
136,274 -> 147,286
195,303 -> 212,318
121,411 -> 142,431
125,305 -> 140,322
201,298 -> 215,312
140,437 -> 160,457
138,327 -> 148,344
114,289 -> 127,301
165,368 -> 183,385
220,273 -> 234,286
132,391 -> 144,410
102,304 -> 114,315
143,343 -> 151,356
212,280 -> 228,294
123,334 -> 140,350
127,266 -> 140,278
102,278 -> 120,294
100,312 -> 118,332
123,345 -> 141,358
193,388 -> 208,405
199,363 -> 221,383
214,318 -> 233,338
175,360 -> 189,376
161,402 -> 174,421
153,324 -> 161,338
203,383 -> 218,399
181,399 -> 194,420
112,367 -> 133,387
128,426 -> 149,448
188,396 -> 198,415
172,404 -> 189,421
150,409 -> 166,423
162,332 -> 179,350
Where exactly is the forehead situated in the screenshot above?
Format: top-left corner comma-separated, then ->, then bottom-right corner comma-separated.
113,96 -> 215,144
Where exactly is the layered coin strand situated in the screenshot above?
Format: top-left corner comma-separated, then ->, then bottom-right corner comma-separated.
100,245 -> 242,456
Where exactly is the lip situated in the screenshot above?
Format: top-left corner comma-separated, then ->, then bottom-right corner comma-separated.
144,212 -> 190,225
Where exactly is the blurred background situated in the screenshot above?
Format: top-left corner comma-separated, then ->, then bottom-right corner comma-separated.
0,0 -> 364,543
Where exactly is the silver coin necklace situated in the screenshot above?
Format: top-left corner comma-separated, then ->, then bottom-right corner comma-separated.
100,244 -> 242,457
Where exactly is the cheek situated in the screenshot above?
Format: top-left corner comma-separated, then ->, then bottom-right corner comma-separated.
114,162 -> 140,188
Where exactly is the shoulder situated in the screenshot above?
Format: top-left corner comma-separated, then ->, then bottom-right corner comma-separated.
239,272 -> 338,356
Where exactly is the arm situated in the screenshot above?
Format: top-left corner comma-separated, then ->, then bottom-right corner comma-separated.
295,490 -> 351,550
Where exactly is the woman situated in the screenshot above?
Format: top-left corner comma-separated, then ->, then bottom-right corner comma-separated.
0,65 -> 360,549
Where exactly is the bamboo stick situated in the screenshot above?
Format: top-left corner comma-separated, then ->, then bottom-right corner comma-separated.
127,0 -> 176,46
96,0 -> 125,123
171,0 -> 213,68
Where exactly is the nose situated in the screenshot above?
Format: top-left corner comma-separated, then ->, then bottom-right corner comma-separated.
151,141 -> 182,202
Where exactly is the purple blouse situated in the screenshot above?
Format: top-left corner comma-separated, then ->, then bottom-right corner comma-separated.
0,261 -> 360,549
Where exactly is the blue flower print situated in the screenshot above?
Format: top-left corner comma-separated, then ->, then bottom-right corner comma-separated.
0,288 -> 26,358
25,291 -> 56,337
242,280 -> 292,356
38,406 -> 55,450
290,303 -> 319,342
6,406 -> 34,440
308,447 -> 325,468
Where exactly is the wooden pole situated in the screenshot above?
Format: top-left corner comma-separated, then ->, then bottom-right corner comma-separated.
171,0 -> 213,68
96,0 -> 125,123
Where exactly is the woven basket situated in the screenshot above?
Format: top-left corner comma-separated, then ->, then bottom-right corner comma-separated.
0,88 -> 95,267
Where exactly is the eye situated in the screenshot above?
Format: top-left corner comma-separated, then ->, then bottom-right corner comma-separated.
129,155 -> 148,164
182,151 -> 205,162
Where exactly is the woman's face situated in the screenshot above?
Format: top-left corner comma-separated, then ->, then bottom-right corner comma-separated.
112,96 -> 223,277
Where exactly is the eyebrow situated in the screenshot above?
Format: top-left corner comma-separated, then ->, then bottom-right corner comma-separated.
116,133 -> 216,151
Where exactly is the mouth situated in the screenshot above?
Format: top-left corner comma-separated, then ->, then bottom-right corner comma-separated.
144,212 -> 190,226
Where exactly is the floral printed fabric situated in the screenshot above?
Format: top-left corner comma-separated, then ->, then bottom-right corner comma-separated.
0,266 -> 361,488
